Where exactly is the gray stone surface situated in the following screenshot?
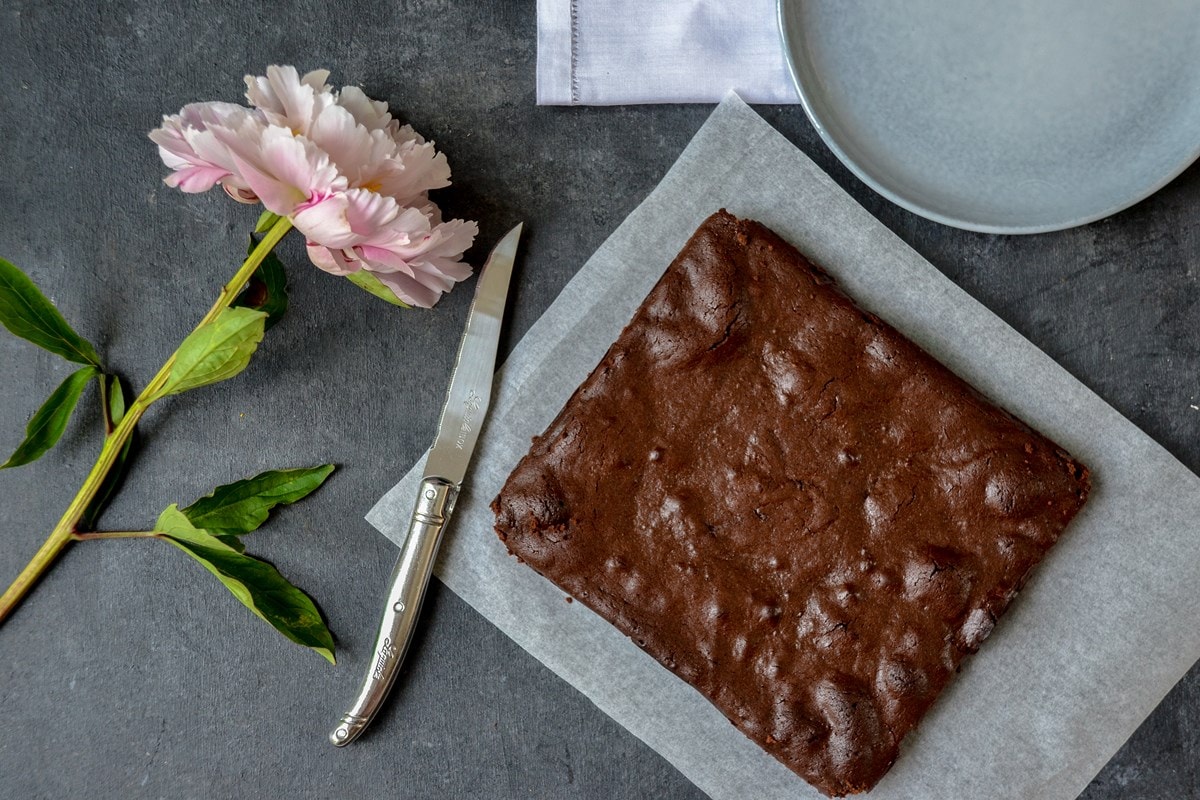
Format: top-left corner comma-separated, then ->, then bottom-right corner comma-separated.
0,1 -> 1195,798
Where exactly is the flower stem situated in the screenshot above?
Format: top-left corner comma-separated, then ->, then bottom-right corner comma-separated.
71,530 -> 160,541
0,215 -> 294,624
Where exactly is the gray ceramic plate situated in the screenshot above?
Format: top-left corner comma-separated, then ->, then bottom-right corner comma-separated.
778,0 -> 1200,233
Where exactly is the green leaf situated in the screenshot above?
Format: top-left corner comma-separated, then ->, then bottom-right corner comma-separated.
345,270 -> 411,308
234,237 -> 288,330
106,372 -> 126,425
213,534 -> 247,553
2,366 -> 98,468
81,375 -> 132,528
152,306 -> 266,400
254,210 -> 283,234
156,505 -> 254,557
156,505 -> 335,663
181,465 -> 335,536
0,258 -> 102,366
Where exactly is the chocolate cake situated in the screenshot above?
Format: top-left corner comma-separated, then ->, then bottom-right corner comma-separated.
491,211 -> 1090,796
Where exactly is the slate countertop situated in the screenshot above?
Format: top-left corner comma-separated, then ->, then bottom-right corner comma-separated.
1,2 -> 1196,798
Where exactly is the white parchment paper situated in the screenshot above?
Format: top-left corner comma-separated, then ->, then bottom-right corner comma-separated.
367,95 -> 1200,800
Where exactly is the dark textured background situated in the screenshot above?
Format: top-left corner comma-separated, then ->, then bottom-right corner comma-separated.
1,1 -> 1197,798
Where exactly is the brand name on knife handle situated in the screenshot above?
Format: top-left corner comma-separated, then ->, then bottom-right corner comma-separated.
373,637 -> 397,680
455,390 -> 484,450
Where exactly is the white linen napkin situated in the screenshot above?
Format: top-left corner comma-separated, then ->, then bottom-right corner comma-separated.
537,0 -> 800,105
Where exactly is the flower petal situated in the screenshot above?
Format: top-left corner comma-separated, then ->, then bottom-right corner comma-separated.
307,103 -> 383,185
149,101 -> 262,193
372,140 -> 452,206
370,268 -> 443,309
153,66 -> 480,309
244,65 -> 333,135
217,126 -> 346,216
337,86 -> 397,136
306,242 -> 360,276
164,165 -> 232,193
342,188 -> 402,236
292,193 -> 353,248
393,123 -> 426,148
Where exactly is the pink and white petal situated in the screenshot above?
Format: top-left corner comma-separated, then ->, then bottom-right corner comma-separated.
307,104 -> 379,183
405,256 -> 461,292
353,243 -> 414,274
245,66 -> 301,116
425,218 -> 479,259
412,255 -> 473,284
417,199 -> 443,225
149,102 -> 257,187
182,101 -> 254,128
376,141 -> 452,205
340,208 -> 427,262
370,268 -> 443,308
369,128 -> 400,162
156,160 -> 228,191
163,165 -> 230,192
152,103 -> 270,194
151,135 -> 232,190
385,218 -> 477,264
355,247 -> 464,293
292,193 -> 355,249
306,242 -> 360,276
153,142 -> 198,172
419,256 -> 474,285
392,123 -> 426,148
149,121 -> 197,164
184,128 -> 241,176
218,127 -> 346,215
222,147 -> 307,214
244,66 -> 332,134
385,219 -> 477,284
342,188 -> 402,236
336,86 -> 395,134
300,69 -> 332,92
352,206 -> 434,265
222,184 -> 260,203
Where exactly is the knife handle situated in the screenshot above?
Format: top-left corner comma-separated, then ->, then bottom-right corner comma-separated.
329,476 -> 459,747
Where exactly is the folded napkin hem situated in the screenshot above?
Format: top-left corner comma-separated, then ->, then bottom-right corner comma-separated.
536,0 -> 575,105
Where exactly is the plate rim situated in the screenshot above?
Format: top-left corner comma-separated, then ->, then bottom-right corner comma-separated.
776,0 -> 1200,235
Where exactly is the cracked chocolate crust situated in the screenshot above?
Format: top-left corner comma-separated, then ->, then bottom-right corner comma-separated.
492,210 -> 1090,796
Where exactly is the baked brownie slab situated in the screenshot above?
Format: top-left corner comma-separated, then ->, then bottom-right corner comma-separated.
491,211 -> 1090,796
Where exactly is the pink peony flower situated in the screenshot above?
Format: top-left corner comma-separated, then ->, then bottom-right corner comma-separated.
149,102 -> 264,195
150,66 -> 477,308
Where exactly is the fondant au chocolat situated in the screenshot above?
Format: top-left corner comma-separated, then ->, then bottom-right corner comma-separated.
492,211 -> 1090,796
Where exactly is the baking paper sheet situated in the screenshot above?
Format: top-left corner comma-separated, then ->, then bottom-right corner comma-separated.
368,94 -> 1200,800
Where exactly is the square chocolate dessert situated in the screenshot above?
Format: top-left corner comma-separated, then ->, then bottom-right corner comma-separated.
491,210 -> 1090,796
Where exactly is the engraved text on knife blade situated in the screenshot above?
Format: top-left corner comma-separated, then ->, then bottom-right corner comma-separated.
455,390 -> 484,450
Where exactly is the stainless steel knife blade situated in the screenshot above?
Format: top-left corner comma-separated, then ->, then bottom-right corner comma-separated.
330,222 -> 523,747
424,222 -> 522,484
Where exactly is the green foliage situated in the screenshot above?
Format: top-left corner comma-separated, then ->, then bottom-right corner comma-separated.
181,465 -> 336,537
2,225 -> 336,665
151,306 -> 266,400
1,366 -> 98,469
254,210 -> 283,234
157,505 -> 335,664
346,270 -> 411,308
80,375 -> 132,529
234,237 -> 288,330
0,257 -> 102,366
105,372 -> 126,424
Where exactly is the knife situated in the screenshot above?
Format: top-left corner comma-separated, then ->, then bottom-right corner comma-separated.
330,222 -> 523,747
